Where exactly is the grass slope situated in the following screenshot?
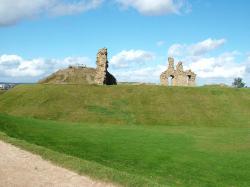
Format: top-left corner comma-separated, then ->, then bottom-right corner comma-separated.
0,84 -> 250,186
0,84 -> 250,127
0,114 -> 249,187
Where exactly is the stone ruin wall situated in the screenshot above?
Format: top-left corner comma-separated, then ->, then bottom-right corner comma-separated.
94,48 -> 108,84
160,57 -> 196,87
94,48 -> 117,85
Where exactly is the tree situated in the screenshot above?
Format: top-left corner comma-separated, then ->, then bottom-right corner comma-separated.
232,77 -> 245,88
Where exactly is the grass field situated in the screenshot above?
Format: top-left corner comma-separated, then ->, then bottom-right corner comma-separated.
0,84 -> 249,127
0,114 -> 249,187
0,84 -> 250,186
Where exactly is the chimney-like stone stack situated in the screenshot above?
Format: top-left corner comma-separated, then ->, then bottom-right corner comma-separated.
94,48 -> 109,85
94,48 -> 117,85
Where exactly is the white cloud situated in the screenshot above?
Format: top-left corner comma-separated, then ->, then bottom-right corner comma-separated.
117,0 -> 189,15
246,54 -> 250,74
0,0 -> 103,26
49,0 -> 103,16
189,38 -> 226,56
0,0 -> 189,26
110,49 -> 165,83
187,52 -> 246,79
0,54 -> 91,82
114,65 -> 165,83
156,40 -> 165,47
168,44 -> 183,57
247,52 -> 250,61
110,50 -> 154,68
168,38 -> 226,57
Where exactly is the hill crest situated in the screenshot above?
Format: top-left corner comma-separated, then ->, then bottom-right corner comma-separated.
39,48 -> 117,85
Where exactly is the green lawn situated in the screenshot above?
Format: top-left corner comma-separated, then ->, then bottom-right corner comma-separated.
0,114 -> 249,187
0,84 -> 250,127
0,84 -> 250,186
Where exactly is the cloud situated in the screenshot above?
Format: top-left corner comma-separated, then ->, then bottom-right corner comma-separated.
110,49 -> 164,83
156,40 -> 165,47
0,0 -> 103,26
189,38 -> 226,56
114,65 -> 165,83
246,68 -> 250,77
246,54 -> 250,74
110,50 -> 155,68
117,0 -> 189,15
168,44 -> 183,57
168,38 -> 226,57
0,54 -> 91,82
247,52 -> 250,61
49,0 -> 103,16
0,0 -> 190,26
186,52 -> 246,79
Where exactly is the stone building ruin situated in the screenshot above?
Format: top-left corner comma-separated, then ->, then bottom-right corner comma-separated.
39,48 -> 117,85
160,57 -> 196,86
94,48 -> 117,85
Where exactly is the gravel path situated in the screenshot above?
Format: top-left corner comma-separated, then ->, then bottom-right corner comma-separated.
0,141 -> 115,187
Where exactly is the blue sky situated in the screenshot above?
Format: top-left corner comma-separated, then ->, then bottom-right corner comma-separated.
0,0 -> 250,85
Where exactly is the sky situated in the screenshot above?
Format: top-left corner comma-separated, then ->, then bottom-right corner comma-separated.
0,0 -> 250,86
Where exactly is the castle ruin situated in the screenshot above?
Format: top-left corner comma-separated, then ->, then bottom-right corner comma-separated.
160,57 -> 196,86
94,48 -> 117,85
39,48 -> 117,85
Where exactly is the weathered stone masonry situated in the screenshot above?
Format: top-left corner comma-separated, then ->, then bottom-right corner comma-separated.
94,48 -> 117,85
160,57 -> 196,86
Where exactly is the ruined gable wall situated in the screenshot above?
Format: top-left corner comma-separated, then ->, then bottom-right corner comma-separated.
160,58 -> 196,87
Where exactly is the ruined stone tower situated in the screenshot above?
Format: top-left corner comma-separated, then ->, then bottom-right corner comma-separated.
39,48 -> 117,85
94,48 -> 108,84
94,48 -> 117,85
160,57 -> 196,86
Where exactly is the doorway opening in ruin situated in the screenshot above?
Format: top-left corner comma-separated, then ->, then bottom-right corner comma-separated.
187,75 -> 191,84
168,75 -> 174,86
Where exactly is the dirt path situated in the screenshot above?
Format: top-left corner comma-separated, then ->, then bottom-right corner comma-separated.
0,141 -> 115,187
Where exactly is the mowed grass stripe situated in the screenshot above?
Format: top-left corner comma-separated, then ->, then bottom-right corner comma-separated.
0,114 -> 249,187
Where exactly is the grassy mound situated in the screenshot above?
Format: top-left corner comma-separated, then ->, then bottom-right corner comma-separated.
38,67 -> 96,84
0,84 -> 250,127
0,114 -> 249,187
